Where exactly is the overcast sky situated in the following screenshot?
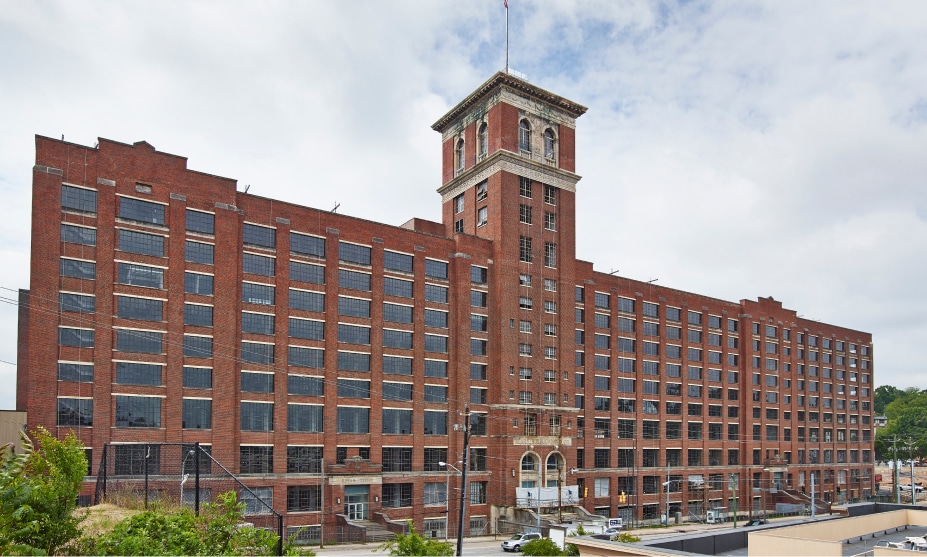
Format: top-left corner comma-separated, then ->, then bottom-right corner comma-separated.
1,1 -> 925,410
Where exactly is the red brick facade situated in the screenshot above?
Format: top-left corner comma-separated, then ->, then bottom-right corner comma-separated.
19,72 -> 874,539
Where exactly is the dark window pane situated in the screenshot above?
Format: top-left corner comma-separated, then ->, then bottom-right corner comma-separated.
119,197 -> 164,225
186,209 -> 215,234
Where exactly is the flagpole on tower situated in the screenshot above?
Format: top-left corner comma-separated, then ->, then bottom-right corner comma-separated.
505,0 -> 509,74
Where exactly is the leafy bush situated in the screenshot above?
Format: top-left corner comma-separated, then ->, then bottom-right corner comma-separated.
376,522 -> 453,556
0,427 -> 87,555
87,491 -> 306,556
616,532 -> 642,543
521,537 -> 567,556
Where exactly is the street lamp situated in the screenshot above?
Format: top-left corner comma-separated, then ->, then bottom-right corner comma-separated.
439,461 -> 462,542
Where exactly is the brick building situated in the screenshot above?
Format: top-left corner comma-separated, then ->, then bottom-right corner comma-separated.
18,72 -> 874,540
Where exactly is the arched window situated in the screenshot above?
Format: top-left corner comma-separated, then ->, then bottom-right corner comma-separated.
521,454 -> 537,471
519,119 -> 531,152
455,138 -> 465,173
478,123 -> 488,160
544,128 -> 555,160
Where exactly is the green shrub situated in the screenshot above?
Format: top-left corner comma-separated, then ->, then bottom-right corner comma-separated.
0,428 -> 87,555
376,522 -> 453,556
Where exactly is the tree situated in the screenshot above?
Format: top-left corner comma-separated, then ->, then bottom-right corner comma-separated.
376,522 -> 453,556
874,385 -> 903,415
0,427 -> 87,555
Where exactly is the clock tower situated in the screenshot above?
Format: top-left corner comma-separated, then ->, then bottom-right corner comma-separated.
432,73 -> 588,513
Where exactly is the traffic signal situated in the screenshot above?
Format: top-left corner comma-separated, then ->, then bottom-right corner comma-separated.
583,487 -> 588,498
619,491 -> 627,503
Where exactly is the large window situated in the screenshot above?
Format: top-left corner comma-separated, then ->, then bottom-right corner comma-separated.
58,362 -> 94,382
117,296 -> 161,321
519,120 -> 531,152
57,398 -> 92,427
338,296 -> 371,318
289,318 -> 324,340
61,185 -> 97,213
424,411 -> 447,435
119,197 -> 164,225
61,224 -> 96,245
243,283 -> 275,306
382,409 -> 413,434
384,329 -> 413,349
339,242 -> 371,265
243,253 -> 275,276
184,303 -> 213,327
118,263 -> 163,289
338,378 -> 371,398
115,362 -> 161,385
290,289 -> 323,312
519,236 -> 533,263
185,240 -> 214,264
240,446 -> 273,474
183,367 -> 212,389
339,269 -> 371,291
184,272 -> 213,295
184,335 -> 213,358
115,396 -> 161,428
383,382 -> 413,401
337,351 -> 369,371
290,261 -> 325,284
337,407 -> 369,433
243,224 -> 276,249
241,402 -> 274,431
288,404 -> 323,432
241,371 -> 274,393
60,258 -> 95,280
338,324 -> 370,345
384,277 -> 413,298
425,284 -> 448,303
288,375 -> 324,396
291,232 -> 325,258
182,399 -> 211,429
426,309 -> 449,328
241,341 -> 273,364
117,229 -> 164,257
287,485 -> 321,512
242,312 -> 275,335
424,334 -> 447,353
186,209 -> 214,234
425,259 -> 448,280
382,482 -> 413,507
289,346 -> 324,368
59,327 -> 94,347
115,329 -> 162,354
287,446 -> 322,474
384,251 -> 413,273
60,293 -> 95,314
384,303 -> 413,323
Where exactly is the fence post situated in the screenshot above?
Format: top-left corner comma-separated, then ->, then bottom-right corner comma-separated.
194,442 -> 201,516
277,514 -> 283,556
144,443 -> 150,509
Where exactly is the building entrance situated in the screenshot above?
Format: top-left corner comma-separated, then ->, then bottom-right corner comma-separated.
345,485 -> 369,520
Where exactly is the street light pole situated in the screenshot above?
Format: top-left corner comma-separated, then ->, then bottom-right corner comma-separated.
439,461 -> 462,542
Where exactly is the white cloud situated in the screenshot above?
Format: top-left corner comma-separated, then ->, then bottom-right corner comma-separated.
1,0 -> 926,409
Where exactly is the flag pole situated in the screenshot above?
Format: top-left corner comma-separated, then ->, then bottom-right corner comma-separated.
505,0 -> 509,74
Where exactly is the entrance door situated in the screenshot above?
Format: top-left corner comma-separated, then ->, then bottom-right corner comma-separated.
344,485 -> 369,520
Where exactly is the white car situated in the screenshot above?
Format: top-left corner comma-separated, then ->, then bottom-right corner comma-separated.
501,533 -> 542,552
899,484 -> 924,492
603,528 -> 621,540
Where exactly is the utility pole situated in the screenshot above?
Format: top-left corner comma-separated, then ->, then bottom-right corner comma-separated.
892,436 -> 901,504
455,406 -> 471,557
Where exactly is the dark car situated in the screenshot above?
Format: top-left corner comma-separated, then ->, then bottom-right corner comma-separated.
743,519 -> 769,527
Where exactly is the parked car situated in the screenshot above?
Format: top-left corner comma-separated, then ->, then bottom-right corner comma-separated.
502,533 -> 542,552
603,528 -> 621,540
899,484 -> 924,492
743,519 -> 769,527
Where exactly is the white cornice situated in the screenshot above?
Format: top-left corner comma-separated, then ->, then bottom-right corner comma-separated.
437,151 -> 581,203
